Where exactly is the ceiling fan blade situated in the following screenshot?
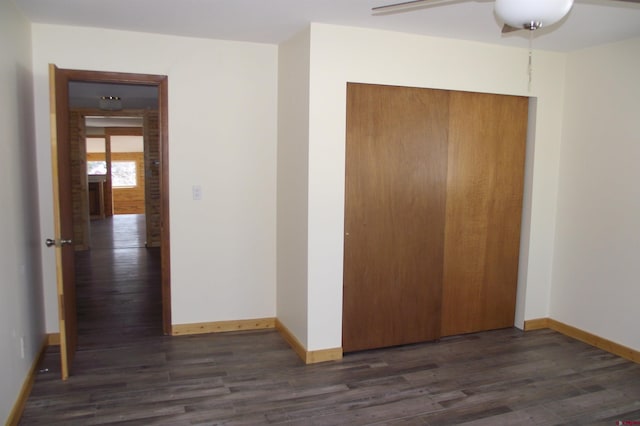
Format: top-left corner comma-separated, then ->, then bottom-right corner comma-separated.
372,0 -> 458,15
501,24 -> 523,33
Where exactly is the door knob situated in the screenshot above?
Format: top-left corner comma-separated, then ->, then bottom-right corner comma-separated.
45,238 -> 73,247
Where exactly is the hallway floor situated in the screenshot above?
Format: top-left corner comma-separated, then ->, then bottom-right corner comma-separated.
75,213 -> 162,348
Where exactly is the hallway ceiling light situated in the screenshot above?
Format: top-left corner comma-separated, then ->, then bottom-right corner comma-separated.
99,96 -> 122,111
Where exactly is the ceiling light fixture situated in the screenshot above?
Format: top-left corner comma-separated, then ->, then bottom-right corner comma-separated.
99,96 -> 122,111
495,0 -> 574,31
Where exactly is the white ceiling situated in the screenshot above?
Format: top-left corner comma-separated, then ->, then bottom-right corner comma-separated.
13,0 -> 640,52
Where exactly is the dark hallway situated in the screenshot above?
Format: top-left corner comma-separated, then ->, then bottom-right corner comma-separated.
75,214 -> 162,348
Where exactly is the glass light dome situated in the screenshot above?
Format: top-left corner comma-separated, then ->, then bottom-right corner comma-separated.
495,0 -> 574,29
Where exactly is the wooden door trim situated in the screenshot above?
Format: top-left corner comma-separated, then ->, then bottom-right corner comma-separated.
49,65 -> 72,379
105,127 -> 144,136
53,66 -> 172,334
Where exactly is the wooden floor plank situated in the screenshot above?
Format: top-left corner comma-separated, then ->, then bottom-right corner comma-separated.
21,328 -> 640,425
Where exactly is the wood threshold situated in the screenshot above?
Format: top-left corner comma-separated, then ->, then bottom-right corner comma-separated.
524,317 -> 639,364
171,317 -> 276,336
275,319 -> 343,364
6,336 -> 48,426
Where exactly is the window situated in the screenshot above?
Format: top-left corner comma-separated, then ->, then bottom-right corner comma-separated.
87,161 -> 107,175
111,161 -> 137,187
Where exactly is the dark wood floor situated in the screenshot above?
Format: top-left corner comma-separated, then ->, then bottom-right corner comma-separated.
19,217 -> 640,424
76,214 -> 162,348
21,328 -> 640,425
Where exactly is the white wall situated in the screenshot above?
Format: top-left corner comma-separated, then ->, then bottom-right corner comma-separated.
0,1 -> 44,422
304,23 -> 567,350
31,19 -> 635,363
31,24 -> 278,330
277,29 -> 311,346
551,37 -> 640,351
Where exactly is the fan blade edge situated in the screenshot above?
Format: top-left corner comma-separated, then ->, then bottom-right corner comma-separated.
373,0 -> 459,15
501,24 -> 523,33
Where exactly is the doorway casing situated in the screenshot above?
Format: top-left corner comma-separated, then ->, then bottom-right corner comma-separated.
50,67 -> 171,369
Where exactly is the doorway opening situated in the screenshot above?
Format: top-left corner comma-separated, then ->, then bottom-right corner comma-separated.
77,112 -> 161,347
50,67 -> 171,376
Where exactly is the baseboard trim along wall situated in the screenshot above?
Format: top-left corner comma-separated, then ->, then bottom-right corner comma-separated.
47,332 -> 60,346
6,336 -> 48,426
524,317 -> 640,364
48,318 -> 343,367
171,317 -> 342,364
43,318 -> 639,365
171,317 -> 276,335
522,318 -> 550,331
275,319 -> 343,364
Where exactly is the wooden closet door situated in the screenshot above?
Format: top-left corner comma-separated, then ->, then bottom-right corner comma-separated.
441,91 -> 528,336
343,83 -> 449,352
